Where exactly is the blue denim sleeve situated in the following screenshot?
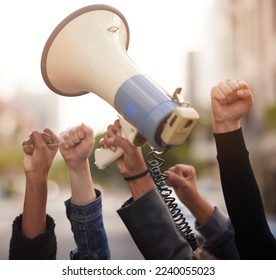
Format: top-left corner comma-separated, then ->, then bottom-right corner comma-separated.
64,188 -> 110,260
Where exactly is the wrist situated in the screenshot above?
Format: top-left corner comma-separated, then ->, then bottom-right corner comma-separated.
124,169 -> 149,181
127,172 -> 155,200
25,171 -> 48,183
66,159 -> 89,172
67,160 -> 96,205
186,195 -> 215,225
214,120 -> 240,133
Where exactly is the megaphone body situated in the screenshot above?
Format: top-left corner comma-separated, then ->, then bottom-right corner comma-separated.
41,4 -> 199,168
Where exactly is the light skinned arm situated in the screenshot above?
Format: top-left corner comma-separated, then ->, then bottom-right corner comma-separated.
102,120 -> 194,259
99,119 -> 154,200
21,129 -> 59,238
164,164 -> 215,225
211,79 -> 254,133
59,123 -> 96,205
60,123 -> 110,260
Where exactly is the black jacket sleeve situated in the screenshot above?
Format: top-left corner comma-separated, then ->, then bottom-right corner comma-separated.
117,187 -> 193,259
9,214 -> 57,260
214,128 -> 276,259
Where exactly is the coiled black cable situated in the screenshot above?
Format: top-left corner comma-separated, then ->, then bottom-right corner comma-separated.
146,150 -> 198,251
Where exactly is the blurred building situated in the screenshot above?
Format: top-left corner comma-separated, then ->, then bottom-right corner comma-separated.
187,0 -> 276,214
226,0 -> 276,127
10,90 -> 60,135
219,0 -> 276,214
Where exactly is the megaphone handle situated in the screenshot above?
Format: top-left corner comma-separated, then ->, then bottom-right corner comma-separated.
94,116 -> 138,170
94,146 -> 124,170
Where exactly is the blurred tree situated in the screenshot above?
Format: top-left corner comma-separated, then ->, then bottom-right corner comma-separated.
265,105 -> 276,130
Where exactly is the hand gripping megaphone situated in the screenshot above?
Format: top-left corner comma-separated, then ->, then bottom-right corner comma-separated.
41,4 -> 200,169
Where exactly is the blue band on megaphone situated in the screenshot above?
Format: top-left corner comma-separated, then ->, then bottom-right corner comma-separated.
114,74 -> 178,151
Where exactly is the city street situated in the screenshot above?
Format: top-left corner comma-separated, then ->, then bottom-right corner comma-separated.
0,187 -> 143,260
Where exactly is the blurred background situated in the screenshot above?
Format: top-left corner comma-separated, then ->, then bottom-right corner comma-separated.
0,0 -> 275,259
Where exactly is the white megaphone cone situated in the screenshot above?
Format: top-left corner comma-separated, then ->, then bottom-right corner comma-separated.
41,4 -> 199,169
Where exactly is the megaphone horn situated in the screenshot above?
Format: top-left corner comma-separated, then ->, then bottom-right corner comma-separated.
41,4 -> 199,156
41,5 -> 130,99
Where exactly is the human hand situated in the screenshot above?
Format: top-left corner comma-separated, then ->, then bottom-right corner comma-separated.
22,128 -> 59,174
59,123 -> 94,169
211,79 -> 254,133
164,164 -> 215,225
99,119 -> 147,177
164,164 -> 200,206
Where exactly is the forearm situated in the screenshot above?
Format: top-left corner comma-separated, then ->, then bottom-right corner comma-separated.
214,128 -> 263,219
22,173 -> 48,238
67,159 -> 96,205
195,207 -> 240,260
65,189 -> 110,260
214,128 -> 262,230
184,195 -> 215,226
213,119 -> 240,133
118,187 -> 192,259
127,172 -> 155,201
214,129 -> 276,258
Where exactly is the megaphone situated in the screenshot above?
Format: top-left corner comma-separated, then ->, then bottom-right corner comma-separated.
41,4 -> 199,169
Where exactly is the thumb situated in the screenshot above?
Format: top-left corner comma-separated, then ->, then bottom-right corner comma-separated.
237,90 -> 254,108
236,89 -> 251,99
81,123 -> 93,136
